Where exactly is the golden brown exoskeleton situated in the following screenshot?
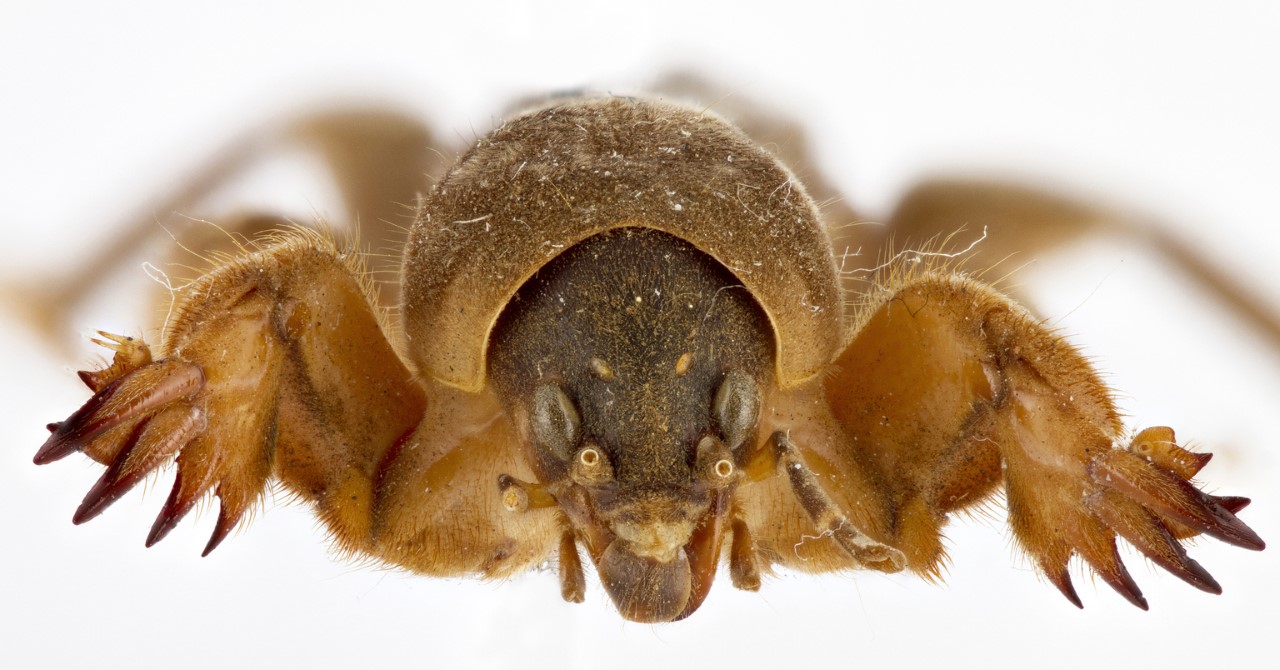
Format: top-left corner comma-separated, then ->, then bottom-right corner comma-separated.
34,97 -> 1264,622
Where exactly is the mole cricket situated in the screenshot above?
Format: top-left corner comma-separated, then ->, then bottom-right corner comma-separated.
32,93 -> 1264,622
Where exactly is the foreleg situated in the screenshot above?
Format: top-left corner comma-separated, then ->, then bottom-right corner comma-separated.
36,231 -> 426,557
823,272 -> 1263,607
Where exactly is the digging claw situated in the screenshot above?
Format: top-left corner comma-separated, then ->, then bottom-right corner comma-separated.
1043,560 -> 1083,609
71,405 -> 206,525
146,471 -> 201,548
72,422 -> 151,524
1085,540 -> 1148,610
37,344 -> 212,548
1048,428 -> 1267,608
34,360 -> 204,465
203,503 -> 237,557
1090,449 -> 1264,551
1215,496 -> 1251,515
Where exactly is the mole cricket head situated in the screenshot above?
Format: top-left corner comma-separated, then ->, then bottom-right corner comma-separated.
488,228 -> 775,622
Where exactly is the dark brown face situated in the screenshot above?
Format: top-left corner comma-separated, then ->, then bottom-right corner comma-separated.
489,227 -> 775,622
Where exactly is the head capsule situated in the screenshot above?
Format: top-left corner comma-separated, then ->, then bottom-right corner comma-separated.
490,227 -> 774,621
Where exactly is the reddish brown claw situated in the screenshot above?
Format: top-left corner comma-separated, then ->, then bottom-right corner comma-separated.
76,369 -> 103,392
34,360 -> 204,465
1086,491 -> 1222,595
146,469 -> 206,547
203,500 -> 242,557
71,405 -> 206,525
33,376 -> 127,465
1214,496 -> 1251,515
72,422 -> 151,524
1081,539 -> 1148,610
1090,450 -> 1265,550
1044,563 -> 1084,609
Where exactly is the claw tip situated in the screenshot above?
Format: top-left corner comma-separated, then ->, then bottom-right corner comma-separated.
147,479 -> 192,548
144,524 -> 170,548
33,435 -> 77,465
71,504 -> 95,526
201,504 -> 235,557
1047,566 -> 1083,609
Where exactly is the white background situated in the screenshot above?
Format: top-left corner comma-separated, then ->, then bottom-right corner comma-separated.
3,2 -> 1278,668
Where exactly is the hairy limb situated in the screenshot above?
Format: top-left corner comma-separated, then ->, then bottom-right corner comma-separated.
36,231 -> 426,556
750,432 -> 905,572
10,110 -> 441,352
368,383 -> 560,578
724,422 -> 903,581
824,272 -> 1263,607
883,179 -> 1280,346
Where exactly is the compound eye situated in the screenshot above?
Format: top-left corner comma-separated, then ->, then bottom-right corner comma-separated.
531,384 -> 581,460
713,369 -> 760,450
